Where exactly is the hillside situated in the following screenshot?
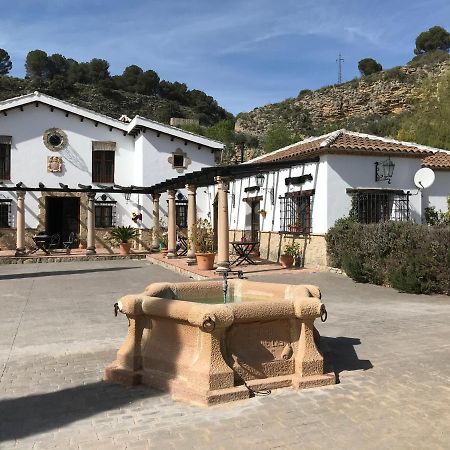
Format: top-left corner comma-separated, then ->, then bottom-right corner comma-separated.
0,76 -> 230,126
236,55 -> 450,150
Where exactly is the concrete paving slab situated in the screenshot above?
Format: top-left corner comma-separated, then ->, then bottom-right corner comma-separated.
0,260 -> 449,449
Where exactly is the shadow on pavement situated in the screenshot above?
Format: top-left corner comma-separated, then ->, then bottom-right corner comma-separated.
320,336 -> 373,383
0,381 -> 160,442
0,266 -> 141,281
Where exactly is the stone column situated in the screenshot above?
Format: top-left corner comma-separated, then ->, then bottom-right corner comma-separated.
151,193 -> 160,251
15,191 -> 26,256
215,176 -> 230,273
167,190 -> 176,258
186,184 -> 197,265
86,192 -> 96,255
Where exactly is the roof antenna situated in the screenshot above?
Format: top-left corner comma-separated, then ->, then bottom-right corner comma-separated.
336,53 -> 344,84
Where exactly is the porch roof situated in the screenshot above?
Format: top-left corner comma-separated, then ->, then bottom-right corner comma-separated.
148,157 -> 319,194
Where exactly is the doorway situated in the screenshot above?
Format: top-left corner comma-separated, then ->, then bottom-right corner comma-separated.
249,199 -> 260,242
45,197 -> 80,246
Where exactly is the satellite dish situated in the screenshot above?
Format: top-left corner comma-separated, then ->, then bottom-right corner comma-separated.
414,167 -> 435,189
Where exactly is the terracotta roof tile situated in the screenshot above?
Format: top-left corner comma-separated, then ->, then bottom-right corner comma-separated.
422,152 -> 450,170
251,130 -> 438,164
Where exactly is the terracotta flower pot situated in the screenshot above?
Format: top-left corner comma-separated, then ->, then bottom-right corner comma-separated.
195,252 -> 216,270
280,254 -> 294,269
119,243 -> 131,255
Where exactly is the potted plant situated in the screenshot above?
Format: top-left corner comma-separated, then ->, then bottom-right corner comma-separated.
280,241 -> 301,268
107,226 -> 140,255
189,219 -> 215,270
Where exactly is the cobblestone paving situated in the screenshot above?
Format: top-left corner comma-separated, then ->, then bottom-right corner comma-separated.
0,261 -> 449,449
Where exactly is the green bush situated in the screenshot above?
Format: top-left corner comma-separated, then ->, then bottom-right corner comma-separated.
326,220 -> 450,295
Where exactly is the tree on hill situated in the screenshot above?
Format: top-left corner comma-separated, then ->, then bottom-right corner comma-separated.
0,49 -> 12,75
49,53 -> 69,77
88,58 -> 110,83
25,50 -> 52,79
358,58 -> 382,76
415,26 -> 450,55
263,123 -> 301,154
136,70 -> 160,95
120,65 -> 143,90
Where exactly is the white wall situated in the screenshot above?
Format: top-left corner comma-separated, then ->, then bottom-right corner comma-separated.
227,160 -> 326,234
0,104 -> 218,231
423,171 -> 449,214
326,154 -> 423,228
0,105 -> 135,228
224,153 -> 447,237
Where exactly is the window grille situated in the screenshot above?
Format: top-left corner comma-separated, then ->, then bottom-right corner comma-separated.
95,201 -> 117,228
0,199 -> 12,227
176,201 -> 188,228
0,141 -> 11,180
348,190 -> 410,223
92,150 -> 115,183
279,190 -> 313,234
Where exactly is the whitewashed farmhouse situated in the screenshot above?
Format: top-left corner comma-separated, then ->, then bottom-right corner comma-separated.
152,129 -> 449,270
0,92 -> 223,254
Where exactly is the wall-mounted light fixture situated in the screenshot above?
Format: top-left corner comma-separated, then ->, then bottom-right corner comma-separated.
124,192 -> 132,202
375,157 -> 395,184
255,173 -> 265,187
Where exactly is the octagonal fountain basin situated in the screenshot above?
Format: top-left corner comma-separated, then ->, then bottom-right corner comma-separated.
105,280 -> 335,406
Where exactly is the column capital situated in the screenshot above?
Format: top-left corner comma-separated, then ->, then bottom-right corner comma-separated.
186,184 -> 197,194
152,193 -> 160,201
16,190 -> 26,199
215,176 -> 229,190
167,189 -> 176,199
87,192 -> 96,200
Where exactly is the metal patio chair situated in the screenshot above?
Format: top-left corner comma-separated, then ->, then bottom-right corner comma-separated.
47,233 -> 60,252
62,232 -> 75,253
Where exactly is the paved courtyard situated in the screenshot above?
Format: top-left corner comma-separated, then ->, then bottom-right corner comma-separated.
0,260 -> 449,449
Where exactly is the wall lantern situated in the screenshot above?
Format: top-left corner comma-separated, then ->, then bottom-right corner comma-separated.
255,173 -> 265,187
124,192 -> 132,202
375,157 -> 395,184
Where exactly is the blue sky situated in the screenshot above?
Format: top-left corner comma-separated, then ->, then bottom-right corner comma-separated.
1,0 -> 450,115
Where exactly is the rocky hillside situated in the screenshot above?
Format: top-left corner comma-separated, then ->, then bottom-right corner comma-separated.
236,59 -> 450,138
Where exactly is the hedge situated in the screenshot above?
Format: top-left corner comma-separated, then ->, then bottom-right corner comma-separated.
326,219 -> 450,295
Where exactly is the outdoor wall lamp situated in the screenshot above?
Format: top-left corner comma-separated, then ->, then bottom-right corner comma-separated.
255,173 -> 265,187
375,157 -> 395,184
124,192 -> 132,202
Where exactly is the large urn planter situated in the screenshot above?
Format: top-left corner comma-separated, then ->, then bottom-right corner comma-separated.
195,252 -> 216,270
119,243 -> 131,255
280,254 -> 294,268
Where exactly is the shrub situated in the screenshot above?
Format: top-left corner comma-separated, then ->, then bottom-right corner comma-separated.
408,49 -> 450,67
326,220 -> 450,295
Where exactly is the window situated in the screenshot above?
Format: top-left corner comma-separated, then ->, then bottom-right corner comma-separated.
348,189 -> 410,223
280,190 -> 313,234
92,141 -> 116,183
173,154 -> 184,168
0,137 -> 11,180
95,200 -> 116,228
176,201 -> 188,228
0,200 -> 12,228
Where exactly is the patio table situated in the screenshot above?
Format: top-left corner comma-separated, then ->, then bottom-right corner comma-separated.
231,241 -> 259,266
29,235 -> 51,255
